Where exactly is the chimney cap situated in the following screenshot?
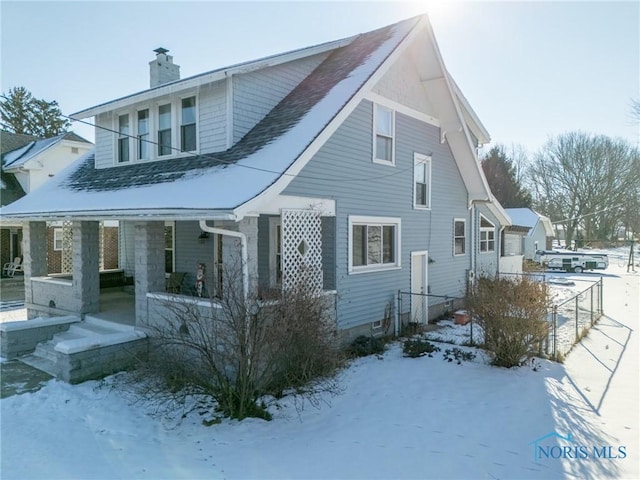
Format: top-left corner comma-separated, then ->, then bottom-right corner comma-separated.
153,47 -> 170,55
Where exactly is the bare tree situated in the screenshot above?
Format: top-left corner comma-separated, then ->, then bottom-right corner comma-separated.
529,132 -> 639,246
123,260 -> 343,421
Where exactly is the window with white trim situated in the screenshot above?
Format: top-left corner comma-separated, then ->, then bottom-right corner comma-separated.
180,96 -> 196,152
480,215 -> 495,252
137,109 -> 150,160
454,219 -> 466,255
158,103 -> 172,156
373,104 -> 394,164
349,216 -> 401,273
53,228 -> 63,251
117,114 -> 130,163
113,95 -> 197,165
414,153 -> 431,208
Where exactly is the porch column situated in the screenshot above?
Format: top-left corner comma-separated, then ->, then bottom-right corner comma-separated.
72,221 -> 100,314
134,221 -> 165,325
238,217 -> 259,292
23,221 -> 47,319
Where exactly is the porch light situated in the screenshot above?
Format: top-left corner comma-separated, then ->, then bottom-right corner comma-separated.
198,231 -> 209,243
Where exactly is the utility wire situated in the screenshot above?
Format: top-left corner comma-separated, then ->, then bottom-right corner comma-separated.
46,108 -> 417,184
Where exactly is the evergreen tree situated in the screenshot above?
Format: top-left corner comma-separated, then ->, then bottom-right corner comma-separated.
1,86 -> 70,137
481,145 -> 533,208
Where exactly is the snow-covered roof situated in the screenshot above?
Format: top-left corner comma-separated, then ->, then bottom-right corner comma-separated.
2,132 -> 91,170
2,18 -> 421,220
505,208 -> 554,236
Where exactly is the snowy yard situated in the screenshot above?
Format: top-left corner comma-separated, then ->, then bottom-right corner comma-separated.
1,256 -> 638,479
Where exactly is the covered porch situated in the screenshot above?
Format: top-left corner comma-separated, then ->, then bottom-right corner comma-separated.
21,204 -> 337,329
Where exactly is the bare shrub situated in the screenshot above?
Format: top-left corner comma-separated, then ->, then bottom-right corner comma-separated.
131,264 -> 343,421
467,275 -> 549,368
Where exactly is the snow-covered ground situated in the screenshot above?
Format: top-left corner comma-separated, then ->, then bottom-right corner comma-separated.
1,256 -> 638,479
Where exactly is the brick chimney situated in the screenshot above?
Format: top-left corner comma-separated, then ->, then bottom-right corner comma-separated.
149,47 -> 180,88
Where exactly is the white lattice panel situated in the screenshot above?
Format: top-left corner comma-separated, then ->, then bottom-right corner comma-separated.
61,221 -> 73,273
281,209 -> 323,293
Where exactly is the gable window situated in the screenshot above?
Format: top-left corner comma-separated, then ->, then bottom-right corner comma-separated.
137,109 -> 150,160
117,114 -> 130,163
373,104 -> 394,164
158,104 -> 172,156
414,153 -> 431,209
454,219 -> 466,255
480,215 -> 495,252
53,228 -> 63,251
349,216 -> 401,273
181,96 -> 197,152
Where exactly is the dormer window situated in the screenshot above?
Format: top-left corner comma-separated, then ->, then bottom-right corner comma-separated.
113,94 -> 197,165
118,114 -> 130,163
181,96 -> 196,152
137,109 -> 150,160
158,104 -> 172,156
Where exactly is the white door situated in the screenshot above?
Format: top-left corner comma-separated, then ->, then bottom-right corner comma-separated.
411,251 -> 428,323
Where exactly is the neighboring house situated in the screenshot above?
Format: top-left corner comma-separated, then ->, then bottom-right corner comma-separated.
1,15 -> 514,341
0,131 -> 96,271
505,208 -> 555,260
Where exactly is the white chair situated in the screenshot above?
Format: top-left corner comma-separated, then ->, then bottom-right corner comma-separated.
2,257 -> 23,277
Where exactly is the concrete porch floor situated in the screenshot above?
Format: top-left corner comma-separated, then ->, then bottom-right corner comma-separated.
91,289 -> 136,326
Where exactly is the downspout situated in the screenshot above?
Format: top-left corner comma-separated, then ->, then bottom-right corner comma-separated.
199,220 -> 248,299
470,203 -> 476,281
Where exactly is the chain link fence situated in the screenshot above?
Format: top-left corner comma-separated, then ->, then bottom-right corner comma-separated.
547,277 -> 603,360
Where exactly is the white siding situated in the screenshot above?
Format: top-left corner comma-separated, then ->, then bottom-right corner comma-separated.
372,48 -> 436,118
94,112 -> 113,169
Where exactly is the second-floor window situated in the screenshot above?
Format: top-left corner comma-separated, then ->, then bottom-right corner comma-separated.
181,97 -> 196,152
374,104 -> 394,165
137,109 -> 149,160
414,153 -> 431,209
114,95 -> 198,165
454,219 -> 466,255
118,114 -> 130,163
158,104 -> 172,156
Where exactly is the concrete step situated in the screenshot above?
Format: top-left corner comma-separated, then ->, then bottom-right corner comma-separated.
20,353 -> 58,378
33,341 -> 58,363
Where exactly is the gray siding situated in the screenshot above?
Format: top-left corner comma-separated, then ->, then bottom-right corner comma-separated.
198,80 -> 227,154
282,100 -> 470,331
232,53 -> 329,143
174,221 -> 218,296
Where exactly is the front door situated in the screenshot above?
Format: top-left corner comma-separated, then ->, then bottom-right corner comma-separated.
411,251 -> 428,323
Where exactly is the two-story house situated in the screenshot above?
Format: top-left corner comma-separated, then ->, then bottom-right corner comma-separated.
1,15 -> 515,349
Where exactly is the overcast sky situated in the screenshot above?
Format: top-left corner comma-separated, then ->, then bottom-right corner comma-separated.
1,1 -> 638,155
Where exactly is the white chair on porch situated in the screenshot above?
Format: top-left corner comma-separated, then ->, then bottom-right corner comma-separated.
2,257 -> 23,277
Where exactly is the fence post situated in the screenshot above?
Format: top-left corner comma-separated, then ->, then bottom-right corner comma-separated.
590,284 -> 594,326
396,290 -> 401,337
575,296 -> 579,342
599,277 -> 603,316
553,305 -> 558,361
